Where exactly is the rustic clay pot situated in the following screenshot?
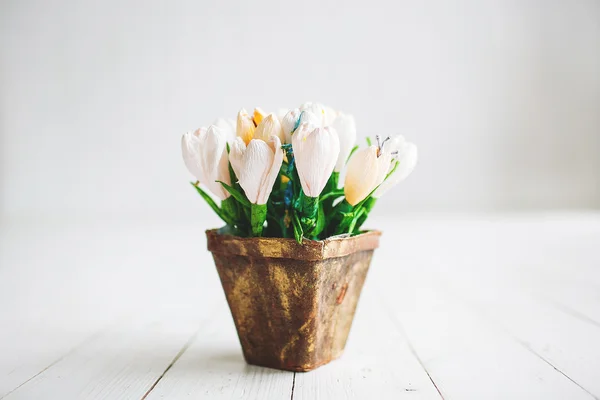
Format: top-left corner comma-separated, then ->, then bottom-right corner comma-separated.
206,228 -> 381,372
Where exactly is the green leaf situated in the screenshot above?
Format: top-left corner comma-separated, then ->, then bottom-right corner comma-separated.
228,161 -> 237,186
221,196 -> 238,221
353,197 -> 376,233
292,211 -> 303,244
191,183 -> 235,226
218,181 -> 251,208
366,137 -> 372,146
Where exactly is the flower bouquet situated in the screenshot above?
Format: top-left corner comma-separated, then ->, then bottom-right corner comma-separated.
182,102 -> 417,371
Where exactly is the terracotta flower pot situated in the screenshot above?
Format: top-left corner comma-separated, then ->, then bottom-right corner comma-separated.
206,228 -> 381,372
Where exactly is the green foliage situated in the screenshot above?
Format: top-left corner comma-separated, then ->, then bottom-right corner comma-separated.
191,144 -> 396,243
191,183 -> 235,226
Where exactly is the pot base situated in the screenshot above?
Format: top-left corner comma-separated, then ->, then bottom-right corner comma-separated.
243,352 -> 341,372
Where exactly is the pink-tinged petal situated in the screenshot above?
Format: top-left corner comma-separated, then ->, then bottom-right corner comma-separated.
182,131 -> 206,183
235,139 -> 274,204
254,113 -> 285,143
292,125 -> 340,197
256,135 -> 284,204
229,137 -> 247,184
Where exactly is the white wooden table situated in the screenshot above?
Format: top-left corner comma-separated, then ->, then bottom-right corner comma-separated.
1,213 -> 599,399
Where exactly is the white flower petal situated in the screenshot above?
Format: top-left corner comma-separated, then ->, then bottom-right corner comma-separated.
292,124 -> 340,197
229,137 -> 282,205
373,141 -> 418,198
254,113 -> 285,143
182,126 -> 230,200
281,109 -> 301,144
236,108 -> 255,144
256,135 -> 284,204
213,118 -> 236,142
300,102 -> 326,126
181,131 -> 205,182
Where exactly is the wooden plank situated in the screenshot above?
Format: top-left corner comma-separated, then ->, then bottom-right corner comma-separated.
0,322 -> 117,399
293,286 -> 442,399
424,215 -> 600,397
381,280 -> 596,400
0,221 -> 222,398
2,306 -> 201,400
143,306 -> 294,400
444,284 -> 600,398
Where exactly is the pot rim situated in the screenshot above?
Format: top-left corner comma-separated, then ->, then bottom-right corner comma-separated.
206,228 -> 382,261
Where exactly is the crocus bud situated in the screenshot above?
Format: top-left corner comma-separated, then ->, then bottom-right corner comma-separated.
292,123 -> 340,198
181,125 -> 231,200
281,109 -> 301,143
276,108 -> 288,120
373,137 -> 418,198
253,107 -> 266,126
331,113 -> 357,172
229,136 -> 284,205
254,113 -> 285,143
300,102 -> 326,126
213,118 -> 236,142
236,108 -> 255,145
281,109 -> 320,143
343,143 -> 392,206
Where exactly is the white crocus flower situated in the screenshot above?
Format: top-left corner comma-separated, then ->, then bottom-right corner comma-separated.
344,137 -> 393,206
254,113 -> 285,143
300,102 -> 327,126
229,135 -> 284,205
181,125 -> 231,200
373,137 -> 418,198
331,113 -> 357,172
236,108 -> 256,145
281,109 -> 301,143
281,109 -> 321,143
292,123 -> 340,198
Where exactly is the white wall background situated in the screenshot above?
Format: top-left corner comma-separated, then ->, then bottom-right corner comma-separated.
1,0 -> 599,221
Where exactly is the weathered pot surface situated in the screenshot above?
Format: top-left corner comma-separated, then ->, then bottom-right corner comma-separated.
206,228 -> 381,372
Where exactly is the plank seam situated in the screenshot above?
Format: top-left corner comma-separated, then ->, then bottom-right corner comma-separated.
140,327 -> 201,400
380,297 -> 445,400
0,315 -> 127,400
514,338 -> 599,400
544,298 -> 600,331
437,284 -> 600,400
290,372 -> 296,400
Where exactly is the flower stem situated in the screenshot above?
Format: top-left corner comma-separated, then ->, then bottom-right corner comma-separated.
251,203 -> 267,237
354,197 -> 377,233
